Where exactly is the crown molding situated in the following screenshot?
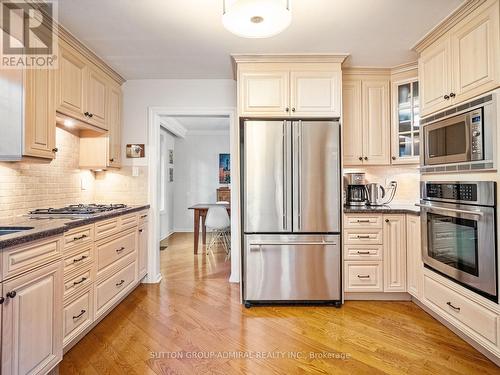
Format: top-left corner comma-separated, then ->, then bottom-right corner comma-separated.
232,53 -> 350,65
390,61 -> 418,75
342,66 -> 391,76
24,0 -> 126,84
412,0 -> 488,53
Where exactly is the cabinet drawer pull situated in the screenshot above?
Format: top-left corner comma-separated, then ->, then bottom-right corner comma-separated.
72,255 -> 88,263
116,246 -> 125,253
356,235 -> 371,239
444,94 -> 450,100
73,234 -> 88,241
6,291 -> 16,298
356,219 -> 370,223
356,251 -> 371,255
52,148 -> 58,153
138,229 -> 143,233
446,301 -> 461,312
140,214 -> 148,219
73,277 -> 87,286
357,275 -> 370,279
72,309 -> 86,320
0,297 -> 4,304
449,92 -> 456,98
116,279 -> 125,287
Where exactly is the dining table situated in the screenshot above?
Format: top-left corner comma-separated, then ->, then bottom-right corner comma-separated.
188,203 -> 231,254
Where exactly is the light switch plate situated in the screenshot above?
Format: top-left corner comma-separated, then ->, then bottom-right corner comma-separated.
132,166 -> 139,177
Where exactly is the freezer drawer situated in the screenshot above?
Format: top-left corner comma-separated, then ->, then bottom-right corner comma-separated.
244,235 -> 341,301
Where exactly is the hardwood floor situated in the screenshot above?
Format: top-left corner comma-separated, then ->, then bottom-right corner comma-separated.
60,232 -> 499,374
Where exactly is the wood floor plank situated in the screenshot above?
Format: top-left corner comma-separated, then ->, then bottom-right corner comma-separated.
60,232 -> 499,375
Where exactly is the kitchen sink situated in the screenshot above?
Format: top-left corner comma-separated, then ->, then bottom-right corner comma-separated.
0,227 -> 34,236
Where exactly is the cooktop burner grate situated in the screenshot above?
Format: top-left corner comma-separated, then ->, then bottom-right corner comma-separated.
29,204 -> 127,215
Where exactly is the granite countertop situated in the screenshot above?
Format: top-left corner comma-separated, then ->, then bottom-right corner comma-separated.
0,204 -> 150,250
343,203 -> 420,216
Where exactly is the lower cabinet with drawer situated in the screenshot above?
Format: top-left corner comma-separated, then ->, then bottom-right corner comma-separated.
344,213 -> 408,297
63,287 -> 94,347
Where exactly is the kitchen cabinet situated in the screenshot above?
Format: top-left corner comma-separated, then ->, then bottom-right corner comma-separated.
417,0 -> 500,116
138,222 -> 149,279
342,80 -> 363,165
107,84 -> 123,167
406,214 -> 423,300
290,70 -> 341,117
391,78 -> 420,164
383,215 -> 407,292
57,43 -> 87,121
343,77 -> 390,165
86,67 -> 108,130
239,71 -> 289,116
1,260 -> 63,375
235,56 -> 346,118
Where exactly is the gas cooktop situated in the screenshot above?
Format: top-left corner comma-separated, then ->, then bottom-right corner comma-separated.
29,204 -> 127,218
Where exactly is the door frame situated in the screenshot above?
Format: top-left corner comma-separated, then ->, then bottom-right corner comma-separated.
145,106 -> 240,284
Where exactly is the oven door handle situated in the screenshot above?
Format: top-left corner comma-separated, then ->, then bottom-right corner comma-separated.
415,203 -> 484,217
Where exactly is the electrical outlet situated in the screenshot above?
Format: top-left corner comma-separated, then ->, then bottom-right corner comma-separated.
132,167 -> 139,177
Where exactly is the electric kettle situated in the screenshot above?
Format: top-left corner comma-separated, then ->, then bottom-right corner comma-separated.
365,182 -> 397,206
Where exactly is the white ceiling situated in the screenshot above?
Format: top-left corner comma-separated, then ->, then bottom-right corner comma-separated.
165,116 -> 230,132
58,0 -> 463,79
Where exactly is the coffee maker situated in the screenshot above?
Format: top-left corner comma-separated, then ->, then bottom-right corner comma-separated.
345,173 -> 367,206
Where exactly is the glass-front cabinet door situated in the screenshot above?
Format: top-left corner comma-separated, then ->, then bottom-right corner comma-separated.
391,78 -> 420,164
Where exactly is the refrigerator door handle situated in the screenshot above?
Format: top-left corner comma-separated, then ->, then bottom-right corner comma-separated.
282,120 -> 287,231
298,120 -> 302,230
249,242 -> 338,249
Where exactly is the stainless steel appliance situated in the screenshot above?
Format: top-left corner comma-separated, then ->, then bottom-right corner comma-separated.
365,181 -> 397,206
421,90 -> 498,173
345,173 -> 367,206
29,204 -> 127,219
242,119 -> 341,306
418,181 -> 497,301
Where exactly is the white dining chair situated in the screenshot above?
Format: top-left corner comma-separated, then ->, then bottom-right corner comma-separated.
205,205 -> 231,258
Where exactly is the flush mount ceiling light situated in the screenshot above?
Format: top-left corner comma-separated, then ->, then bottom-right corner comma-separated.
222,0 -> 292,38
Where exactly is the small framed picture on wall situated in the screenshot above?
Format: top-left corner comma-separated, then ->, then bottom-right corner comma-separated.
219,153 -> 230,184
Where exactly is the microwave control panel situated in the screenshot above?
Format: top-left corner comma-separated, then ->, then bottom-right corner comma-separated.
470,109 -> 483,161
426,183 -> 478,202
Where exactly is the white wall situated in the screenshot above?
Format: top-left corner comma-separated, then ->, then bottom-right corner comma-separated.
159,127 -> 175,239
173,132 -> 230,231
122,79 -> 236,166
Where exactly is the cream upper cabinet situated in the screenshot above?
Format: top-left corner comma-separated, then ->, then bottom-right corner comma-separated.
24,67 -> 56,159
57,44 -> 87,120
86,67 -> 108,130
239,71 -> 290,116
417,0 -> 500,117
383,215 -> 407,292
1,261 -> 63,375
290,70 -> 341,117
107,84 -> 122,168
235,57 -> 346,118
406,214 -> 423,300
362,80 -> 390,165
343,77 -> 390,166
342,80 -> 363,165
451,0 -> 500,103
419,37 -> 452,116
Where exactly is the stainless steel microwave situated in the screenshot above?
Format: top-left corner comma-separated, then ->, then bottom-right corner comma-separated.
421,91 -> 498,173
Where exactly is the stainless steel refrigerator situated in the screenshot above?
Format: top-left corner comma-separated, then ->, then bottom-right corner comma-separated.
242,119 -> 342,307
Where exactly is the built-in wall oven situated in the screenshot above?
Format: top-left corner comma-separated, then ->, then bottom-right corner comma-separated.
421,90 -> 498,173
419,181 -> 497,301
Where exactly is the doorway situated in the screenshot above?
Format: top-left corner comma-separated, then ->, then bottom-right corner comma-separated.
147,107 -> 239,284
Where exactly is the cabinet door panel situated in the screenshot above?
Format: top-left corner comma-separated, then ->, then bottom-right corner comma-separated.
342,80 -> 363,165
290,71 -> 341,117
87,67 -> 108,129
383,215 -> 407,292
2,261 -> 63,375
24,67 -> 56,159
419,37 -> 452,116
362,80 -> 390,165
239,71 -> 289,116
108,84 -> 122,167
57,45 -> 86,119
452,1 -> 500,103
406,215 -> 423,299
138,223 -> 148,279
